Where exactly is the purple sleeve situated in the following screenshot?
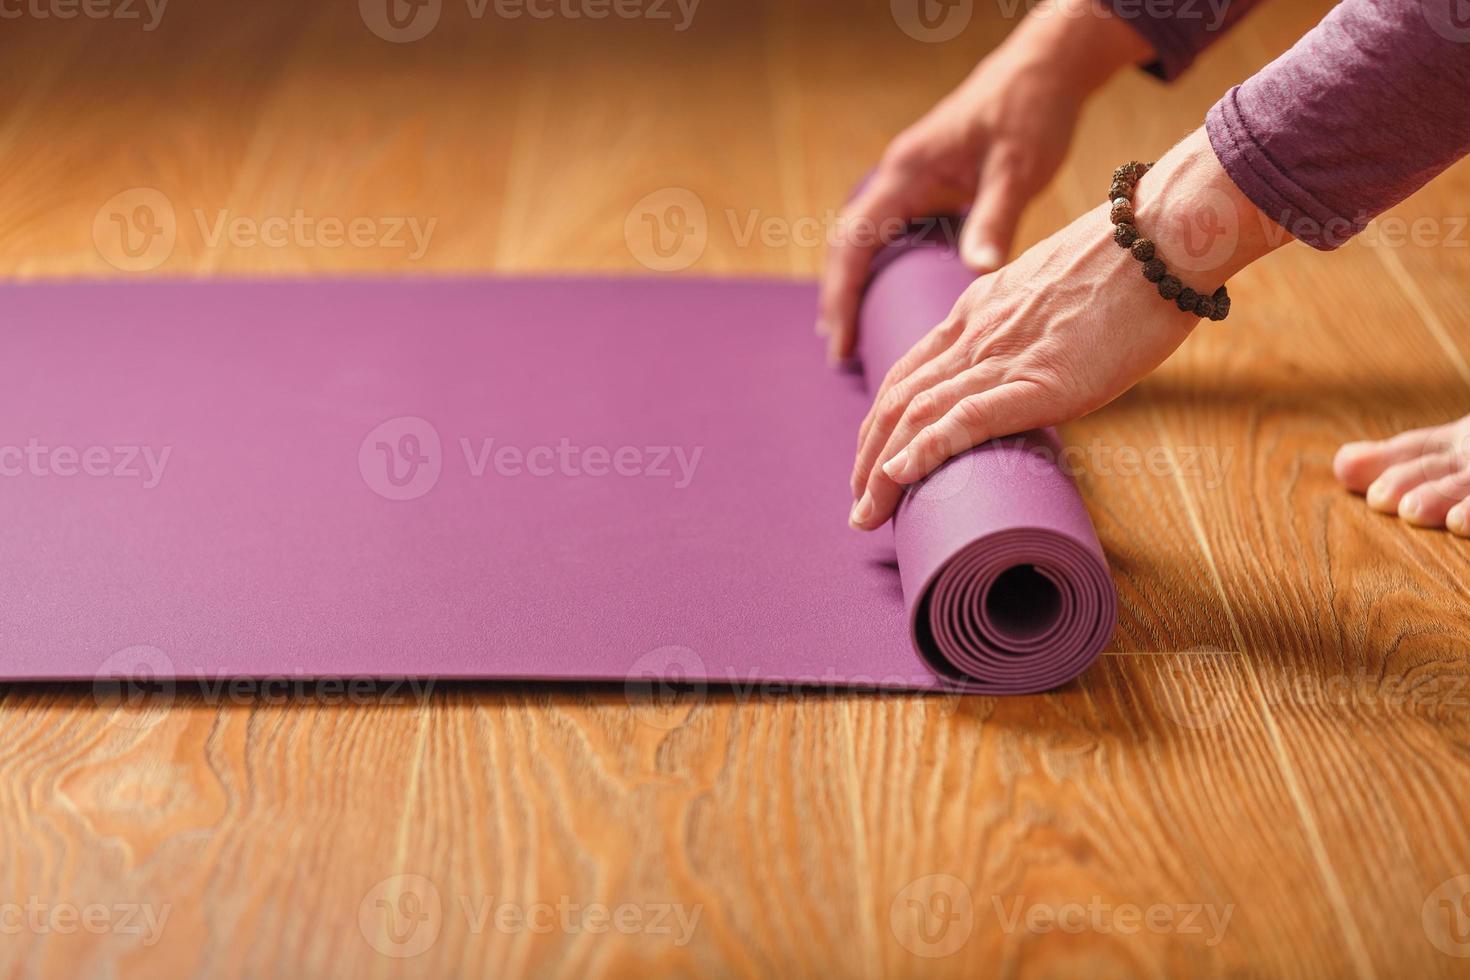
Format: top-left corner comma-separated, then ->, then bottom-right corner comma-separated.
1106,0 -> 1268,80
1206,0 -> 1470,249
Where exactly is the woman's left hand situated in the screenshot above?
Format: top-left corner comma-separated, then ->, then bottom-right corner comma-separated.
848,127 -> 1279,531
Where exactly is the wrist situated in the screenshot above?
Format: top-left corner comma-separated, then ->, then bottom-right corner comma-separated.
1131,126 -> 1282,290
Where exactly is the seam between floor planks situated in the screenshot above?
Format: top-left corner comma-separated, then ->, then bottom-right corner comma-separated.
837,705 -> 883,973
1147,405 -> 1381,980
493,72 -> 548,272
1372,244 -> 1470,389
1054,163 -> 1382,979
368,696 -> 436,980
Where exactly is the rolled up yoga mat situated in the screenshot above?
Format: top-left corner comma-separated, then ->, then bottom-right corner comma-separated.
0,237 -> 1113,692
860,228 -> 1116,691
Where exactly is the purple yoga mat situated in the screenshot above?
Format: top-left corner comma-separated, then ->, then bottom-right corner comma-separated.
0,243 -> 1114,692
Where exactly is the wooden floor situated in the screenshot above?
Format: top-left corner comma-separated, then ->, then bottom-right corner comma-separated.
3,1 -> 1470,976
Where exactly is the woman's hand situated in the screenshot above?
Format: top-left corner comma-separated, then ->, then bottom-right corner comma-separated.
848,127 -> 1282,530
817,0 -> 1153,362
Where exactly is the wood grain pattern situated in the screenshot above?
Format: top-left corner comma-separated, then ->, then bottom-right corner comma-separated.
2,1 -> 1470,976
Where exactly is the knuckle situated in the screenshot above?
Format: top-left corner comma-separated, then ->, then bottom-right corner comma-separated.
955,395 -> 987,431
906,390 -> 939,426
881,131 -> 925,171
879,386 -> 909,424
912,429 -> 944,465
881,362 -> 907,391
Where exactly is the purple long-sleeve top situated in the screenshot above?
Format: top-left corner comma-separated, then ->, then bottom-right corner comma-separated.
1110,0 -> 1470,249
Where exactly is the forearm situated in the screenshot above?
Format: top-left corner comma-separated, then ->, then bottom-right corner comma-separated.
1206,0 -> 1470,250
960,0 -> 1155,102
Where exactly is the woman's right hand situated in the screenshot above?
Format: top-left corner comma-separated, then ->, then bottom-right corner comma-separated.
817,0 -> 1154,362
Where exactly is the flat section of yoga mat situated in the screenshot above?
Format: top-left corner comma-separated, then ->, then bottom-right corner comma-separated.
0,277 -> 943,686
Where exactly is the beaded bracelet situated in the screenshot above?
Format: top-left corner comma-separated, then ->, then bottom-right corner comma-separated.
1107,161 -> 1230,322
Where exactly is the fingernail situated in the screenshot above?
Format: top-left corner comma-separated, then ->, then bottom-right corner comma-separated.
1400,494 -> 1421,520
849,493 -> 872,529
1450,507 -> 1466,535
967,243 -> 1003,272
882,449 -> 910,481
1366,481 -> 1389,510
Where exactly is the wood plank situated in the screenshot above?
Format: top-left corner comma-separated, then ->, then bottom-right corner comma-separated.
1,0 -> 1467,977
